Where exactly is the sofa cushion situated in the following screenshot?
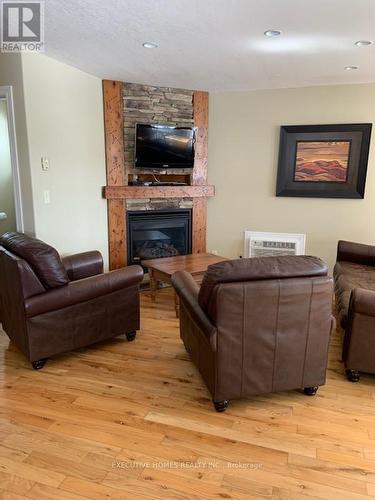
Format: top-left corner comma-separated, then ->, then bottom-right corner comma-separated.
334,261 -> 375,279
334,260 -> 375,326
0,232 -> 69,289
198,255 -> 328,311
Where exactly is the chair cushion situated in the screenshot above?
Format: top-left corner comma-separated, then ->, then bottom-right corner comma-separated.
198,255 -> 328,311
0,232 -> 69,289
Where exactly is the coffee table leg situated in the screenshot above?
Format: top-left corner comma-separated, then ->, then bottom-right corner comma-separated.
174,290 -> 180,318
149,269 -> 157,302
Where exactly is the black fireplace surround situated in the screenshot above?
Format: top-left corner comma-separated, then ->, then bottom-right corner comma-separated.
127,209 -> 192,267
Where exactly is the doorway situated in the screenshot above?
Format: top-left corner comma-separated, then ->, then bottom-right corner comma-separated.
0,86 -> 23,234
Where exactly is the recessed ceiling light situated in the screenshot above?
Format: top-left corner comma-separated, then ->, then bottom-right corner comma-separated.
355,40 -> 373,47
264,30 -> 282,37
142,42 -> 158,49
345,65 -> 359,71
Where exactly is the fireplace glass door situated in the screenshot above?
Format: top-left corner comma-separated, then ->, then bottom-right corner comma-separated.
127,209 -> 192,267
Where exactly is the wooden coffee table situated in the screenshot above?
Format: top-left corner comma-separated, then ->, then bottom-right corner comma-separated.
143,253 -> 227,317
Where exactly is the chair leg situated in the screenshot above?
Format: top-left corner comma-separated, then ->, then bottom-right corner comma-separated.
213,400 -> 229,412
126,331 -> 137,342
31,359 -> 46,370
303,386 -> 318,396
346,369 -> 360,382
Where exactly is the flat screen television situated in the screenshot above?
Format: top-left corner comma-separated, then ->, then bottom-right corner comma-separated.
135,123 -> 196,169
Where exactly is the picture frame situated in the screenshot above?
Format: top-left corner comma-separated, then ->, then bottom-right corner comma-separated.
276,123 -> 372,198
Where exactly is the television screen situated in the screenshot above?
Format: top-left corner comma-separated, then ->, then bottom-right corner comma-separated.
135,124 -> 195,169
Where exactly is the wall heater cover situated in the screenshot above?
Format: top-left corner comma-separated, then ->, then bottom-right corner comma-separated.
244,231 -> 306,258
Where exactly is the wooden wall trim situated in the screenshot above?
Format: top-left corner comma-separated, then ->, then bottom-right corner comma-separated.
106,200 -> 126,269
192,91 -> 209,252
192,91 -> 209,186
192,198 -> 207,253
103,80 -> 126,269
103,80 -> 125,186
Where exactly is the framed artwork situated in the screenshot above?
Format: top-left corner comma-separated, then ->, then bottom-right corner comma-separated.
276,124 -> 372,198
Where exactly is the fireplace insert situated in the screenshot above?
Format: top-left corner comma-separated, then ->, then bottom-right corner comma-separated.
127,209 -> 192,267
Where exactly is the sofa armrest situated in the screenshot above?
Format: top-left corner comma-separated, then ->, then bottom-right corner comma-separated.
25,265 -> 144,318
337,240 -> 375,265
350,288 -> 375,317
62,251 -> 103,281
172,271 -> 216,338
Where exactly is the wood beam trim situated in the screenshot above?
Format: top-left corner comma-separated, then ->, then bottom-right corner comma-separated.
103,80 -> 125,186
103,80 -> 126,269
107,200 -> 126,269
192,198 -> 207,253
103,185 -> 215,200
192,91 -> 209,186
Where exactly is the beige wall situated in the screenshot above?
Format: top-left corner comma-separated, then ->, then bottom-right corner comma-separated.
207,84 -> 375,271
0,53 -> 34,233
21,54 -> 108,266
0,99 -> 17,233
4,52 -> 375,272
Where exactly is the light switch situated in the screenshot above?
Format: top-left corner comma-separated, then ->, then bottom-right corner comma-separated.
41,157 -> 49,171
43,190 -> 51,204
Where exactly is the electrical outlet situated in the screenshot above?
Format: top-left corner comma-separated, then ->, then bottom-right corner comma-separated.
41,157 -> 49,171
43,190 -> 51,204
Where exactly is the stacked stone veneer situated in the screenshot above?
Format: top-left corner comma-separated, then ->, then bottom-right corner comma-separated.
123,82 -> 194,174
126,198 -> 193,211
123,82 -> 195,211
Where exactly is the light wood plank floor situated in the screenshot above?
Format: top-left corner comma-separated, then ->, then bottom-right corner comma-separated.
1,289 -> 375,499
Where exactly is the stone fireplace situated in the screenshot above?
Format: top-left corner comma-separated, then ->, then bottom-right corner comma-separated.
102,80 -> 213,270
127,207 -> 192,267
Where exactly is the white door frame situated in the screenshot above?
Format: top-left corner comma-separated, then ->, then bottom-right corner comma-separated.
0,85 -> 24,231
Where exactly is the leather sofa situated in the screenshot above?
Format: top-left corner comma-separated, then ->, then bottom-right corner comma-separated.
334,240 -> 375,382
172,255 -> 335,411
0,232 -> 143,369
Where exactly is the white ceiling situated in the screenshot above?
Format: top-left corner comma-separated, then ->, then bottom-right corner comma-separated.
44,0 -> 375,91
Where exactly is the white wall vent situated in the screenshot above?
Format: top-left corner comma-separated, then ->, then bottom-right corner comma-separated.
244,231 -> 306,258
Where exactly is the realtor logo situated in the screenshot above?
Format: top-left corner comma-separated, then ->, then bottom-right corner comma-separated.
1,1 -> 44,52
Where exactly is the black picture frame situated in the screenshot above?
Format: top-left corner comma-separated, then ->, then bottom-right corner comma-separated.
276,123 -> 372,198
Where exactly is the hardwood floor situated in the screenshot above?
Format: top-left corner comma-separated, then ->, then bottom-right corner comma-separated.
1,288 -> 375,499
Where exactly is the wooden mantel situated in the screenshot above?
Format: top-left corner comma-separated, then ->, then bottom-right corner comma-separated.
102,80 -> 212,270
103,185 -> 215,200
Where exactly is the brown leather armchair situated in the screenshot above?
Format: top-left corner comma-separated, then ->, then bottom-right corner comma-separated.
172,256 -> 335,412
334,240 -> 375,382
0,232 -> 143,369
